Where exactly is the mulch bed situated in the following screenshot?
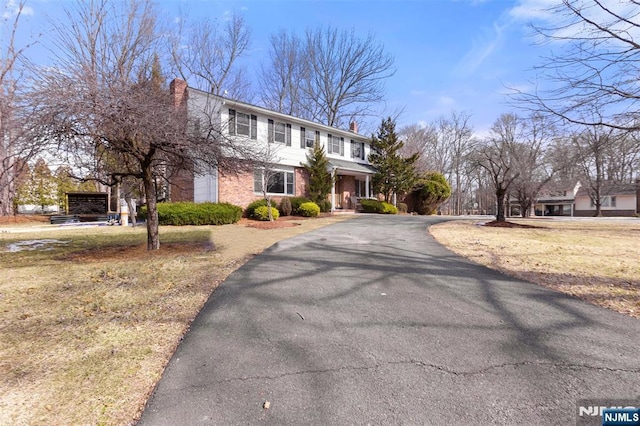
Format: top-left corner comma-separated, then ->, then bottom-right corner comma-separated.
483,220 -> 541,229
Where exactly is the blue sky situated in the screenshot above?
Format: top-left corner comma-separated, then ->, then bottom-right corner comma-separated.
6,0 -> 554,136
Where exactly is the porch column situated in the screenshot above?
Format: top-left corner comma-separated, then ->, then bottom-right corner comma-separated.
365,175 -> 370,198
331,167 -> 337,212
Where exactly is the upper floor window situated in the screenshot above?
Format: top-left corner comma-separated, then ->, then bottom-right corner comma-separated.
268,119 -> 291,145
351,140 -> 365,160
228,109 -> 257,139
327,134 -> 344,156
300,127 -> 319,149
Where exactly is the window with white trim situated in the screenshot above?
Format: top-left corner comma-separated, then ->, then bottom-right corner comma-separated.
254,169 -> 295,195
327,134 -> 344,156
351,140 -> 365,160
591,196 -> 617,207
268,119 -> 292,145
355,179 -> 368,197
228,109 -> 257,139
300,127 -> 318,148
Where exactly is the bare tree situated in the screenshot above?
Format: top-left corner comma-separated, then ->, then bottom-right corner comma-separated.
473,113 -> 523,222
517,1 -> 640,131
305,26 -> 395,128
509,114 -> 555,217
400,111 -> 474,215
32,0 -> 252,250
0,0 -> 41,216
440,111 -> 474,215
399,123 -> 439,173
170,10 -> 251,100
605,131 -> 640,182
257,30 -> 308,118
571,125 -> 621,216
252,137 -> 285,222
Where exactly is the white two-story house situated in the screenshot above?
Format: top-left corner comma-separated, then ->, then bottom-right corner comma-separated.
169,79 -> 376,210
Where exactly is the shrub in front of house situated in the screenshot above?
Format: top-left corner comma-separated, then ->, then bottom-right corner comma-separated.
279,197 -> 292,216
360,199 -> 384,213
298,201 -> 320,217
253,206 -> 280,221
316,199 -> 332,213
397,202 -> 408,214
140,202 -> 242,225
245,198 -> 277,218
382,202 -> 398,214
360,199 -> 398,214
289,196 -> 311,215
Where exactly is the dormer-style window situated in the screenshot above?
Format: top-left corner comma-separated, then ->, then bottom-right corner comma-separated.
228,109 -> 257,139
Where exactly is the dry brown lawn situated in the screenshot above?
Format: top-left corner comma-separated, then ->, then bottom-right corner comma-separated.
3,214 -> 638,425
430,218 -> 640,319
0,214 -> 349,426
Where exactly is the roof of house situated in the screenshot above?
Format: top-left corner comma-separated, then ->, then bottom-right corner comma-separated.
185,85 -> 369,142
576,182 -> 639,197
328,158 -> 377,174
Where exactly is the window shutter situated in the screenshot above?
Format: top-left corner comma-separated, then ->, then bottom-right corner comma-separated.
327,133 -> 332,154
315,130 -> 320,147
228,109 -> 236,135
350,139 -> 355,158
340,137 -> 344,156
286,123 -> 292,146
268,119 -> 274,143
253,169 -> 262,192
360,142 -> 365,160
300,127 -> 306,149
251,115 -> 257,140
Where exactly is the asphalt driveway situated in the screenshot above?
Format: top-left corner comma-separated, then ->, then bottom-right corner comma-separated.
139,215 -> 640,425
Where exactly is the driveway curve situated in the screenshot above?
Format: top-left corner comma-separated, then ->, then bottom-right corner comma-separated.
139,215 -> 640,425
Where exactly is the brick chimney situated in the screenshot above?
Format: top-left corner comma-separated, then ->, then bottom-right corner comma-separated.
170,78 -> 188,108
349,121 -> 358,134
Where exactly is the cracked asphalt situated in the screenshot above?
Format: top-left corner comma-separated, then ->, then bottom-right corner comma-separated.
138,215 -> 640,425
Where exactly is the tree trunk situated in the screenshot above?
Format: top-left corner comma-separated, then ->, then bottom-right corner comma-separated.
496,187 -> 506,222
142,168 -> 160,250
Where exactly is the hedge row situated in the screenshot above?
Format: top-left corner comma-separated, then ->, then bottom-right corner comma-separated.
140,202 -> 243,225
360,199 -> 398,214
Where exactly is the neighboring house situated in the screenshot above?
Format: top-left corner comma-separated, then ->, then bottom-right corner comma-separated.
169,79 -> 376,210
574,182 -> 640,217
509,180 -> 640,217
535,181 -> 582,217
508,181 -> 581,217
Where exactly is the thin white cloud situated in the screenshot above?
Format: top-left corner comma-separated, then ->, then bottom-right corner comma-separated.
455,22 -> 505,75
509,0 -> 557,21
439,96 -> 456,107
2,0 -> 34,19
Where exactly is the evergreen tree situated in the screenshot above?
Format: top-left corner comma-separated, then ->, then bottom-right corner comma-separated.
368,117 -> 419,203
55,166 -> 78,211
404,172 -> 452,215
31,159 -> 57,211
302,141 -> 333,207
